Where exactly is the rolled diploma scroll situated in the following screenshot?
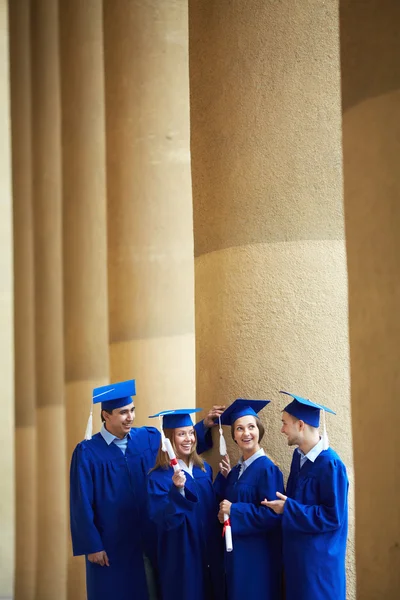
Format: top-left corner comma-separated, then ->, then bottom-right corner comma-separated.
163,437 -> 181,473
218,413 -> 233,553
223,514 -> 233,552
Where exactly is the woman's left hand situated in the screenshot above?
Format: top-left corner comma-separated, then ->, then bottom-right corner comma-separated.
218,499 -> 232,523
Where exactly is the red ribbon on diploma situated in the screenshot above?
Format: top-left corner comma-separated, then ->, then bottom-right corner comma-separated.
170,457 -> 178,467
222,517 -> 231,537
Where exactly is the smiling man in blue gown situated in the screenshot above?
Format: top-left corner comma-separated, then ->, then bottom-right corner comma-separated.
263,391 -> 349,600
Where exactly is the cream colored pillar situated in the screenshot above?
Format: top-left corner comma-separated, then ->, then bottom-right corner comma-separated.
190,0 -> 355,596
31,1 -> 67,599
104,0 -> 195,424
341,1 -> 400,597
0,2 -> 14,596
9,2 -> 37,599
59,2 -> 109,598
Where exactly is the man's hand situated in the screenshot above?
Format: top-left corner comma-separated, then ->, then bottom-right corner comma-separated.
203,405 -> 226,429
219,454 -> 231,478
88,551 -> 110,566
218,499 -> 232,523
261,491 -> 288,514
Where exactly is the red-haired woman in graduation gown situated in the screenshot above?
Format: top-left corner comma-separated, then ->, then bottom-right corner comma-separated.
147,410 -> 224,600
215,399 -> 284,600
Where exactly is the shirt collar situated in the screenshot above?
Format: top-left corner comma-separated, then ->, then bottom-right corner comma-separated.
100,423 -> 131,445
238,448 -> 265,469
297,437 -> 324,463
178,458 -> 193,476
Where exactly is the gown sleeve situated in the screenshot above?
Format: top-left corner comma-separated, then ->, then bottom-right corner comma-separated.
70,443 -> 104,556
213,471 -> 229,500
194,421 -> 213,454
147,472 -> 199,531
230,463 -> 284,536
283,458 -> 348,534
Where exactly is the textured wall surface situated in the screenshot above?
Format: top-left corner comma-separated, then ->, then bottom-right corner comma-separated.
0,0 -> 14,596
341,1 -> 400,597
60,2 -> 109,598
31,1 -> 67,598
105,0 -> 196,425
190,0 -> 355,595
9,1 -> 37,598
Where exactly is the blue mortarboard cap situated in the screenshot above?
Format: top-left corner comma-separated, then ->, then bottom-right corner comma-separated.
280,391 -> 336,427
220,399 -> 270,426
149,408 -> 202,429
93,379 -> 136,411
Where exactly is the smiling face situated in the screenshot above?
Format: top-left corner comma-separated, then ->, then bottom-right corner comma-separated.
281,411 -> 302,446
173,426 -> 196,461
103,402 -> 135,439
233,415 -> 260,459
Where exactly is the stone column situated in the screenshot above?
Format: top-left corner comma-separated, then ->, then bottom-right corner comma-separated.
104,0 -> 195,424
31,1 -> 67,598
190,0 -> 355,595
9,2 -> 37,598
340,1 -> 400,597
59,2 -> 109,598
0,0 -> 14,596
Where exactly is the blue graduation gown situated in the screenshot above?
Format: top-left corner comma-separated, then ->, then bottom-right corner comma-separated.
70,422 -> 212,600
283,447 -> 349,600
147,462 -> 224,600
214,455 -> 284,600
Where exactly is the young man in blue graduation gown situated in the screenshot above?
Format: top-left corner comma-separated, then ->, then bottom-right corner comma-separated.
69,380 -> 223,600
147,409 -> 224,600
215,399 -> 284,600
263,391 -> 349,600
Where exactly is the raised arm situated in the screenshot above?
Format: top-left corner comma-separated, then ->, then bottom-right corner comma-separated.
229,463 -> 284,536
147,472 -> 199,531
283,459 -> 348,534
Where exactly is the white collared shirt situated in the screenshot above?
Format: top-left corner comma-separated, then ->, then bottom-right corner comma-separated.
178,459 -> 193,477
297,437 -> 324,468
177,459 -> 193,496
237,448 -> 265,478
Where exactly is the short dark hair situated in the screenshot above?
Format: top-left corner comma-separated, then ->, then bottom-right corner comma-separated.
101,408 -> 113,423
231,416 -> 265,443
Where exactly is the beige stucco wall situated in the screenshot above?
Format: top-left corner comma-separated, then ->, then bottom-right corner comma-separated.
190,0 -> 355,595
59,2 -> 109,598
341,1 -> 400,596
31,1 -> 68,598
0,0 -> 14,596
9,2 -> 37,598
104,0 -> 196,425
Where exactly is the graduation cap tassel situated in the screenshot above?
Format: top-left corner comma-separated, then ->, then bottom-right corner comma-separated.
84,410 -> 93,441
322,409 -> 329,451
219,415 -> 227,456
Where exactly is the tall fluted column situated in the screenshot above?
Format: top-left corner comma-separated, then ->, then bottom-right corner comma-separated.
59,2 -> 109,598
0,0 -> 15,597
341,1 -> 400,597
190,0 -> 355,595
31,1 -> 67,598
9,2 -> 37,598
104,0 -> 195,424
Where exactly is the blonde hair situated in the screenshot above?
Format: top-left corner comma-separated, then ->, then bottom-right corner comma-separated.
150,427 -> 206,473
